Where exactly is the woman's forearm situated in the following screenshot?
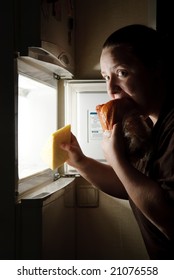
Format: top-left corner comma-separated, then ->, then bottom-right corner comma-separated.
76,156 -> 128,199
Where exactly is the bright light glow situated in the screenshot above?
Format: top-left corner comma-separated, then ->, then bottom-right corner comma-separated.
18,75 -> 57,179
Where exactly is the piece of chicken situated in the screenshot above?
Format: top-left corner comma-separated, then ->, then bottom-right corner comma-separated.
96,97 -> 153,162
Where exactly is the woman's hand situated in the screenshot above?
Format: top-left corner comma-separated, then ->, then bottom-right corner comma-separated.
101,123 -> 127,167
60,132 -> 86,169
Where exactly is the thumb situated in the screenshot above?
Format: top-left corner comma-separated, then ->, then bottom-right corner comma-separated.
112,122 -> 123,135
60,143 -> 70,151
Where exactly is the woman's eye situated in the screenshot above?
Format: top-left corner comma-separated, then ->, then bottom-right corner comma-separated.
117,69 -> 128,78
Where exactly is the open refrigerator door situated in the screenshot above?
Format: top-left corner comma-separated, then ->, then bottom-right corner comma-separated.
64,80 -> 110,174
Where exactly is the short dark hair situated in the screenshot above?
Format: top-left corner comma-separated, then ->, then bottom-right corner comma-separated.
103,24 -> 168,70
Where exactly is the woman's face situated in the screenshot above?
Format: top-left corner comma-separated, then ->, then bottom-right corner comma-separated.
100,46 -> 157,114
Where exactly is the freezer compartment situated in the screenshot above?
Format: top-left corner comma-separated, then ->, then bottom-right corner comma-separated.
16,176 -> 149,259
16,177 -> 76,260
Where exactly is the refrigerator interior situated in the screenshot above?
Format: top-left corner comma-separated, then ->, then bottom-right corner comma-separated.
18,74 -> 57,179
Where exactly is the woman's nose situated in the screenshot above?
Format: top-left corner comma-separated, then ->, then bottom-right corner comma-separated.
107,79 -> 122,99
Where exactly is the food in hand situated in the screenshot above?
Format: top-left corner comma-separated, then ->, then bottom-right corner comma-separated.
96,97 -> 153,161
41,124 -> 71,170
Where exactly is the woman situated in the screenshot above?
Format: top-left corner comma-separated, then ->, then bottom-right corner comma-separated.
61,24 -> 174,259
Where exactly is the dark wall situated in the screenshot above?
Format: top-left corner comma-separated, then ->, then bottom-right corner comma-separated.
0,0 -> 17,259
156,0 -> 173,37
15,0 -> 41,55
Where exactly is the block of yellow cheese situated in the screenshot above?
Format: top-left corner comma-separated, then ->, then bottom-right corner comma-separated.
41,124 -> 71,170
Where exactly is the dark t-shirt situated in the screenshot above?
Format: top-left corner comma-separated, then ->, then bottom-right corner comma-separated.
129,99 -> 174,259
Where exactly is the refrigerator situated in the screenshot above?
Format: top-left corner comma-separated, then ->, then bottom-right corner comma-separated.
17,79 -> 149,260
